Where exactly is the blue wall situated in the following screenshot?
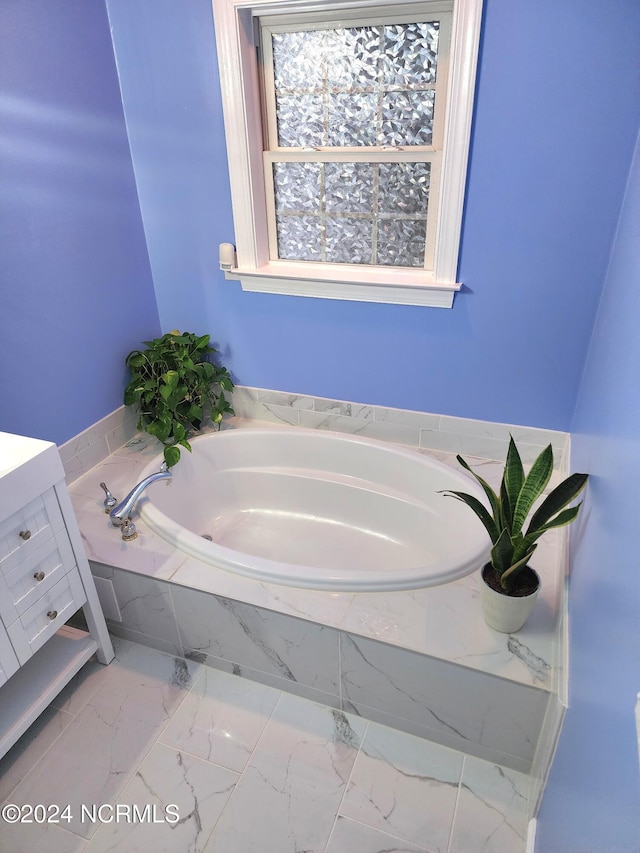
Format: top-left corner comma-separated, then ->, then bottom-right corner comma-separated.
0,0 -> 160,445
106,0 -> 640,431
536,132 -> 640,852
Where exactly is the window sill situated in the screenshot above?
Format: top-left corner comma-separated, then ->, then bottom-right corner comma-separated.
224,262 -> 460,307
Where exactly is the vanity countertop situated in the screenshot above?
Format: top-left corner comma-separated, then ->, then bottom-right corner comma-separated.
0,432 -> 65,520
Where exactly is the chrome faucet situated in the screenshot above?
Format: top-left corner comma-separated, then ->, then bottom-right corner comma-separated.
109,467 -> 172,527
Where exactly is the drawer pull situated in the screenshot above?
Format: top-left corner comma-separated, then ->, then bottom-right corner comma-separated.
19,530 -> 32,541
47,610 -> 58,620
34,571 -> 45,582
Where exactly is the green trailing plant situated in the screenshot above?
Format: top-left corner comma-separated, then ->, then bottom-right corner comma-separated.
442,438 -> 588,593
124,330 -> 234,468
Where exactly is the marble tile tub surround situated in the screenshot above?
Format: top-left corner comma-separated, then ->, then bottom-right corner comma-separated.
0,639 -> 532,852
68,428 -> 564,694
65,427 -> 565,788
87,562 -> 550,775
63,402 -> 568,810
59,385 -> 570,484
230,386 -> 570,472
59,405 -> 138,483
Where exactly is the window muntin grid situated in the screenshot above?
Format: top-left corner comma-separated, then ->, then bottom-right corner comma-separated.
273,161 -> 430,266
261,13 -> 448,270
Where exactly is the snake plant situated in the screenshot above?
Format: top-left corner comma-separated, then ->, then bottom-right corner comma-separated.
124,331 -> 234,468
443,438 -> 588,592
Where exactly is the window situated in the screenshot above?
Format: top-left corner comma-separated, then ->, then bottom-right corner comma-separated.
212,0 -> 483,307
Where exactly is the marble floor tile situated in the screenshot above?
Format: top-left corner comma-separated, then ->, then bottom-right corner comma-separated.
6,645 -> 200,840
448,756 -> 529,853
340,722 -> 463,852
0,640 -> 531,853
203,694 -> 367,853
159,667 -> 280,772
0,820 -> 88,853
0,705 -> 75,803
85,743 -> 238,852
50,639 -> 132,716
325,816 -> 431,852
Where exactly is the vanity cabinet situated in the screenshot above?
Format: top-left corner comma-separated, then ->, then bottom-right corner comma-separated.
0,432 -> 114,759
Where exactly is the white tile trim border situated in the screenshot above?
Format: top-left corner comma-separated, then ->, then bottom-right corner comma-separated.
59,386 -> 570,483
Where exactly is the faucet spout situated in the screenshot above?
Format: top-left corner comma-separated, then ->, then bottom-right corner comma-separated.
109,469 -> 172,526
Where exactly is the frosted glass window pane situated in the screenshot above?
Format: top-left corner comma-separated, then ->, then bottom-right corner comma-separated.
276,215 -> 323,260
381,23 -> 439,87
268,19 -> 440,264
380,91 -> 435,146
272,162 -> 430,265
274,163 -> 321,212
377,219 -> 426,267
325,163 -> 374,212
272,30 -> 325,91
327,94 -> 378,146
276,95 -> 324,147
326,216 -> 373,264
271,20 -> 440,148
325,26 -> 382,89
378,163 -> 430,215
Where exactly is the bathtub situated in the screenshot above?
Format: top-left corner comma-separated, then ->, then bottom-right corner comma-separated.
137,427 -> 490,591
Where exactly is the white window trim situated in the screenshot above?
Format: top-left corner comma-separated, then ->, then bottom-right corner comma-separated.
212,0 -> 483,308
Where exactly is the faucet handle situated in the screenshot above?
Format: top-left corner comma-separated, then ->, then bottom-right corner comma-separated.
121,516 -> 137,541
99,482 -> 118,513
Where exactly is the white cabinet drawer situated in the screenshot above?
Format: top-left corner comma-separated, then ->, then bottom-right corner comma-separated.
0,489 -> 65,569
0,531 -> 75,624
0,629 -> 19,687
7,571 -> 87,665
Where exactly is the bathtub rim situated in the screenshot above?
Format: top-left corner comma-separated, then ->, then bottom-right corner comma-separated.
137,426 -> 491,592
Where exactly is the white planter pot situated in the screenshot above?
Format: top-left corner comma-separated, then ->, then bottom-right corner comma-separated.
480,566 -> 540,633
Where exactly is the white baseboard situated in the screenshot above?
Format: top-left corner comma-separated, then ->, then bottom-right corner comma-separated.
526,817 -> 537,853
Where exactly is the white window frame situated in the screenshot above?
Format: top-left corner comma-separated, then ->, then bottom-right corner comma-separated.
212,0 -> 483,308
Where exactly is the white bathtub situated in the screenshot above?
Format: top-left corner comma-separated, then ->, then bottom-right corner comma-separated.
137,427 -> 490,591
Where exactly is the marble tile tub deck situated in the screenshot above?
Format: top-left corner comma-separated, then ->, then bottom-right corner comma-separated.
64,414 -> 567,817
0,638 -> 532,852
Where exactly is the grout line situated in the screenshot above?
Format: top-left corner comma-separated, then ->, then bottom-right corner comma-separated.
323,714 -> 370,851
152,664 -> 207,750
324,813 -> 430,852
149,740 -> 242,777
446,753 -> 467,853
337,631 -> 342,708
167,586 -> 185,660
197,687 -> 284,850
